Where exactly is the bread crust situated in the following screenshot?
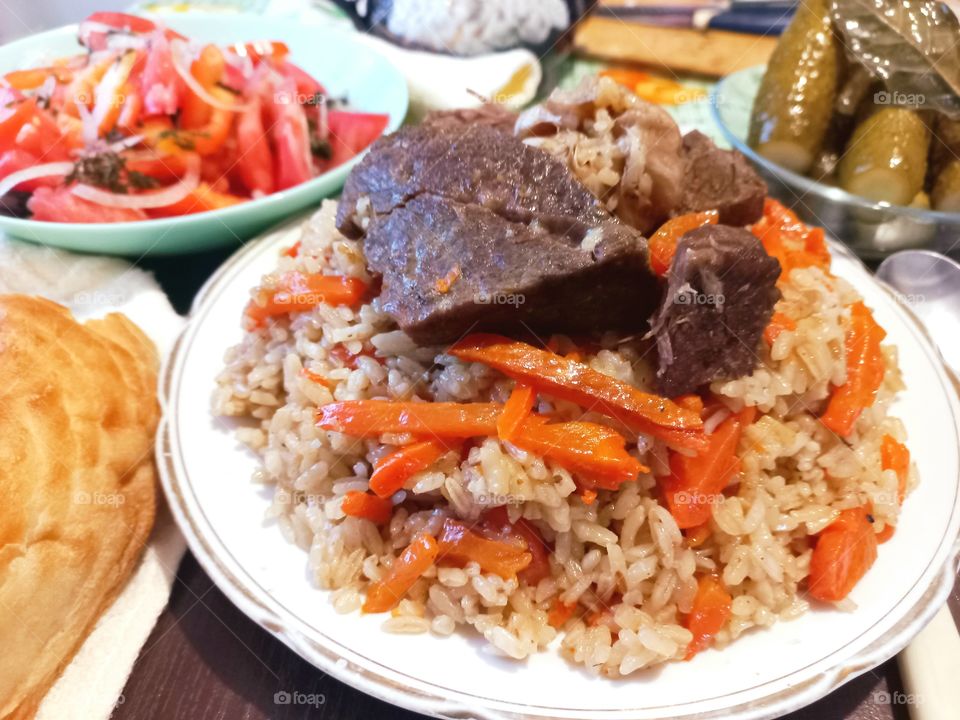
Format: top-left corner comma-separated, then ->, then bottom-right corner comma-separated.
0,296 -> 160,720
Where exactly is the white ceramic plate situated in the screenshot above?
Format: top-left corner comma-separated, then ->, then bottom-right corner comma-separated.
158,217 -> 960,720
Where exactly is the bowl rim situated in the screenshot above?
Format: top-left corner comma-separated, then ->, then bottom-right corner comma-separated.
0,16 -> 408,236
710,66 -> 960,223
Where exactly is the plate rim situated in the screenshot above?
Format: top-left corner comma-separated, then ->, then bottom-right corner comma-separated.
157,216 -> 960,720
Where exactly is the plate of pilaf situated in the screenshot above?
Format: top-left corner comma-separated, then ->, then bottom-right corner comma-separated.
159,78 -> 960,720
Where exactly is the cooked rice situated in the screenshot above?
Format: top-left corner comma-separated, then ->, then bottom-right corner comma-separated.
214,200 -> 914,675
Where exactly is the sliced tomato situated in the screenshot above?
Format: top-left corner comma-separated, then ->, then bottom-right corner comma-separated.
269,77 -> 313,191
79,12 -> 184,51
324,110 -> 389,169
14,106 -> 77,162
235,93 -> 274,195
0,96 -> 34,151
180,44 -> 226,130
27,186 -> 148,223
140,31 -> 184,116
276,60 -> 325,100
0,149 -> 60,192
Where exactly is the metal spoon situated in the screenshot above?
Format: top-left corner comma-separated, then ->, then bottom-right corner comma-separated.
877,250 -> 960,720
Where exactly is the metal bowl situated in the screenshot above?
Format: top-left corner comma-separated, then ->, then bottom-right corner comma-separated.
711,66 -> 960,260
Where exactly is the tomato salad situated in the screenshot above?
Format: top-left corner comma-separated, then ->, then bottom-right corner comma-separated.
0,12 -> 390,223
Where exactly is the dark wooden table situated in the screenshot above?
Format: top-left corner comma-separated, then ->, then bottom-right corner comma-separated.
115,249 -> 956,720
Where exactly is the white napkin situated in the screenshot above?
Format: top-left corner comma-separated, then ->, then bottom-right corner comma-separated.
0,238 -> 187,720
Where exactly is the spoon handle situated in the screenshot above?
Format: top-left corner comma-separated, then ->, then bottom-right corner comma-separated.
898,604 -> 960,719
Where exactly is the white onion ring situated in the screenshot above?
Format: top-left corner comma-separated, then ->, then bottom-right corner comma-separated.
0,162 -> 74,199
70,155 -> 200,209
106,134 -> 144,153
170,39 -> 251,113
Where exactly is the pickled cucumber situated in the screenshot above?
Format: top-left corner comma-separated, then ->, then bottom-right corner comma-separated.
932,159 -> 960,212
748,0 -> 839,174
837,108 -> 930,206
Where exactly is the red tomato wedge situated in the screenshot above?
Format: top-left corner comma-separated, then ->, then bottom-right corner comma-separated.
325,109 -> 390,168
27,186 -> 148,223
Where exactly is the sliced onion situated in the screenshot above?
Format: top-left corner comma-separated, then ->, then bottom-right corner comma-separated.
0,162 -> 74,199
106,134 -> 143,153
170,39 -> 251,113
71,156 -> 200,209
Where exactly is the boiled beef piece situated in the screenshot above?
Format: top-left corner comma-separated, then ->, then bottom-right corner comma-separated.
649,224 -> 781,396
674,130 -> 766,226
336,123 -> 662,344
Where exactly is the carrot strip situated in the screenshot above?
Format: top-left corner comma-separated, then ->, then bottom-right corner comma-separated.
510,416 -> 647,490
660,414 -> 742,529
317,400 -> 645,488
807,506 -> 878,602
300,368 -> 334,389
316,400 -> 501,439
480,507 -> 552,585
449,333 -> 703,435
245,272 -> 367,326
648,210 -> 718,276
881,434 -> 910,503
369,439 -> 451,498
684,575 -> 732,659
363,532 -> 439,613
341,491 -> 393,524
548,599 -> 578,628
580,489 -> 598,505
751,198 -> 832,278
437,519 -> 532,579
763,312 -> 797,346
497,384 -> 535,441
821,302 -> 887,437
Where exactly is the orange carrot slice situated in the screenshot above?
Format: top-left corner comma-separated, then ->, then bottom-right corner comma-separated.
821,302 -> 887,437
437,519 -> 531,579
369,439 -> 452,498
684,575 -> 732,659
807,506 -> 878,602
341,491 -> 393,524
497,383 -> 535,441
363,532 -> 438,613
245,272 -> 367,326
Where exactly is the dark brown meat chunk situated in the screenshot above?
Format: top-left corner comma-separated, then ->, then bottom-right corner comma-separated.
674,130 -> 766,226
336,124 -> 661,344
337,123 -> 612,238
649,224 -> 781,396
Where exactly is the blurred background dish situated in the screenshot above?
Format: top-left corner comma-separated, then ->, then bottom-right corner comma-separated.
0,12 -> 407,255
711,0 -> 960,259
713,66 -> 960,260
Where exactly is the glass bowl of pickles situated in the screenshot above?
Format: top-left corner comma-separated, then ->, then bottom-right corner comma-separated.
711,0 -> 960,259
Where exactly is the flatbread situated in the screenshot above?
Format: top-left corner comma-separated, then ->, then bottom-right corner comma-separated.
0,295 -> 159,720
